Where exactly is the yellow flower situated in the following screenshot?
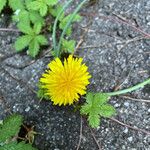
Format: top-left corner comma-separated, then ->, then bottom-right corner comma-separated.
40,55 -> 91,106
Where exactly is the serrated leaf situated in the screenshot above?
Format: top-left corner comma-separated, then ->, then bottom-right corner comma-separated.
0,142 -> 17,150
15,35 -> 32,52
37,83 -> 50,100
88,113 -> 100,128
33,23 -> 42,34
99,104 -> 116,117
29,11 -> 44,25
17,22 -> 32,34
13,10 -> 30,24
25,0 -> 33,6
94,93 -> 110,105
27,0 -> 53,16
49,5 -> 64,20
36,35 -> 48,45
39,4 -> 47,16
0,141 -> 37,150
0,0 -> 7,13
28,39 -> 40,57
0,114 -> 23,143
80,92 -> 115,128
8,0 -> 25,11
27,1 -> 41,10
86,92 -> 94,103
45,0 -> 58,6
62,39 -> 76,53
59,14 -> 82,36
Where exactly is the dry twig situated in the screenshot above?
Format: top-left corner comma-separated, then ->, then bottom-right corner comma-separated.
76,116 -> 83,150
110,118 -> 150,135
0,28 -> 20,32
120,96 -> 150,103
89,128 -> 102,150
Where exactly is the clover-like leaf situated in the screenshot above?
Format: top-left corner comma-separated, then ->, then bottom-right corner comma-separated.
27,0 -> 58,16
15,35 -> 32,52
28,38 -> 40,57
59,14 -> 82,36
0,114 -> 23,143
99,104 -> 116,118
80,92 -> 115,128
9,0 -> 25,11
62,39 -> 76,53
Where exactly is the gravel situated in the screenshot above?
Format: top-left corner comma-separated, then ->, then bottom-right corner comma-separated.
0,0 -> 150,149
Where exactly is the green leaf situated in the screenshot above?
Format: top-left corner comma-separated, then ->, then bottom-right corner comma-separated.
27,0 -> 56,16
29,11 -> 45,25
33,23 -> 42,34
94,93 -> 110,105
13,10 -> 30,24
17,22 -> 32,34
45,0 -> 58,6
37,83 -> 50,100
0,114 -> 23,143
27,1 -> 41,11
8,0 -> 25,11
62,39 -> 76,53
88,113 -> 100,128
0,0 -> 7,13
49,5 -> 64,20
25,0 -> 33,6
15,35 -> 32,52
28,39 -> 40,57
39,4 -> 47,16
36,35 -> 48,45
80,92 -> 115,128
59,14 -> 81,36
99,104 -> 116,117
0,141 -> 37,150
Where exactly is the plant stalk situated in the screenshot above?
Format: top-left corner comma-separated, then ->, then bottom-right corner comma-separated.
106,78 -> 150,96
52,0 -> 73,55
56,0 -> 88,57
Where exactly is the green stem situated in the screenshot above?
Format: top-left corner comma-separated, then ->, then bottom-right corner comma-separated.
56,0 -> 88,57
52,0 -> 73,54
106,78 -> 150,96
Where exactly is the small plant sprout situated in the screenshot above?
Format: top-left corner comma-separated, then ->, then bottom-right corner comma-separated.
81,78 -> 150,128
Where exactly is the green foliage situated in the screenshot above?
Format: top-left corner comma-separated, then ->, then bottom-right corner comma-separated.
0,141 -> 37,150
37,83 -> 50,100
49,4 -> 64,20
62,39 -> 76,53
80,93 -> 116,128
59,14 -> 81,36
0,0 -> 83,57
9,0 -> 25,11
0,114 -> 23,143
27,0 -> 58,16
15,22 -> 48,57
0,0 -> 7,13
0,114 -> 37,150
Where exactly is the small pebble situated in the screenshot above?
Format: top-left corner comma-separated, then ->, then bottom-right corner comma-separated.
128,137 -> 133,142
25,106 -> 30,112
124,102 -> 129,107
123,128 -> 128,133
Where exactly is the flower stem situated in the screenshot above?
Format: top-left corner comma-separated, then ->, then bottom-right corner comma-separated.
106,78 -> 150,96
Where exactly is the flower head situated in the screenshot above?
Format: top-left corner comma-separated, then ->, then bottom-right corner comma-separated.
40,55 -> 91,106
